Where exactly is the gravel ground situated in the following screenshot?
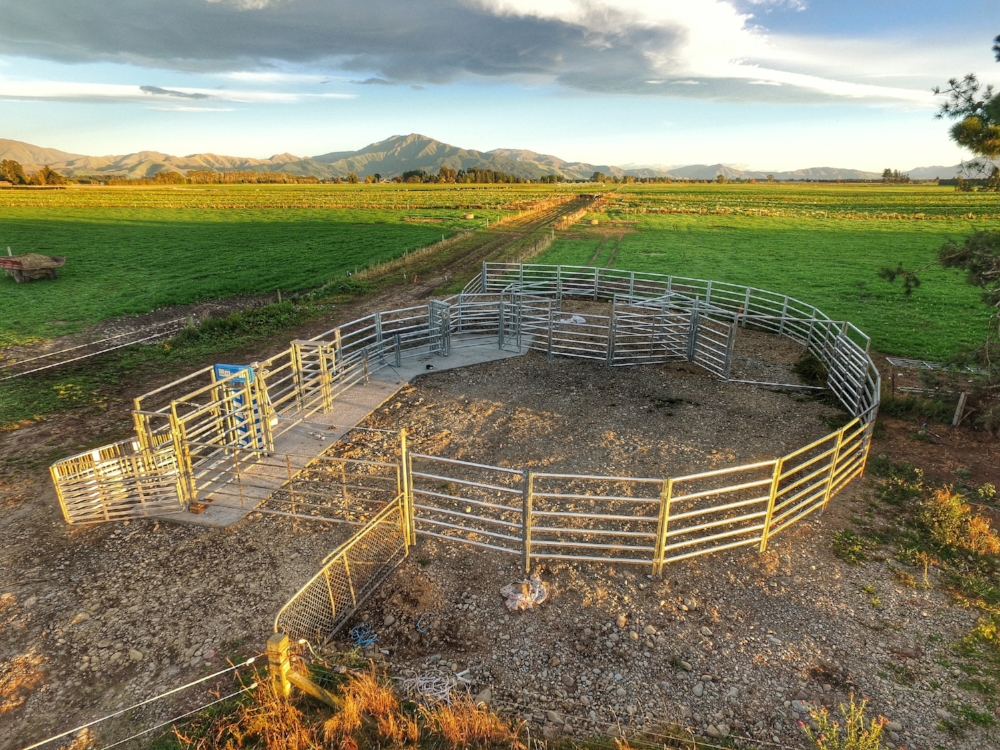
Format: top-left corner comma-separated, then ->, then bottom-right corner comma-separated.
2,326 -> 997,749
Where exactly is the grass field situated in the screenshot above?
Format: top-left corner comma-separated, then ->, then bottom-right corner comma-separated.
2,182 -> 998,360
536,184 -> 1000,360
0,207 -> 460,347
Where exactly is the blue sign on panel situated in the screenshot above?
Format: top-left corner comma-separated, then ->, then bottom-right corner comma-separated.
213,364 -> 261,449
213,364 -> 255,383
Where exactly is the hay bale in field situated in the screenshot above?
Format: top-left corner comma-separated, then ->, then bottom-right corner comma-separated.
15,253 -> 61,270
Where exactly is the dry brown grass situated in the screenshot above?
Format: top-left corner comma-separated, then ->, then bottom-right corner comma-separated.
0,651 -> 44,715
422,696 -> 525,749
177,664 -> 525,750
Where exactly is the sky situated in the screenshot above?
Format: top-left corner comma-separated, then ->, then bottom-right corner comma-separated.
0,0 -> 998,171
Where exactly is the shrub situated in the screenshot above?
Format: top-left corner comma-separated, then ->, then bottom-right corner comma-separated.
803,695 -> 887,750
919,487 -> 1000,556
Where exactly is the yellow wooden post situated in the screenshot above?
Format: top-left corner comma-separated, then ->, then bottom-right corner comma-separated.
759,459 -> 783,553
266,632 -> 291,699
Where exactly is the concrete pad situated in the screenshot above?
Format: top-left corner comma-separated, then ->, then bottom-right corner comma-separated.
170,335 -> 527,527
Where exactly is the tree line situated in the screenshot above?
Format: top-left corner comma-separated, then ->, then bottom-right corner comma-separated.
0,160 -> 68,185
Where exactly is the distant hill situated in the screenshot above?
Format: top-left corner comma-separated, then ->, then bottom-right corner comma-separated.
0,135 -> 948,182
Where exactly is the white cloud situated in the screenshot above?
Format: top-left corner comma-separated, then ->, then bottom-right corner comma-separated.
0,80 -> 355,103
474,0 -> 938,104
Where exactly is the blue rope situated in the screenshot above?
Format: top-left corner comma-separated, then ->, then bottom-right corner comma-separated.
349,622 -> 379,649
416,612 -> 436,634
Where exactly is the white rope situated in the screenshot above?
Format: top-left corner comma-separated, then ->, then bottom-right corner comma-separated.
98,683 -> 257,750
20,658 -> 255,750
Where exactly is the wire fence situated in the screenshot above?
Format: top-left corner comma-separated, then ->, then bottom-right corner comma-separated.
19,658 -> 258,750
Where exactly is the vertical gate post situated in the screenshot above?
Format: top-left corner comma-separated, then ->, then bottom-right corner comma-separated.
687,301 -> 700,362
375,312 -> 383,352
741,287 -> 751,327
498,298 -> 505,349
333,328 -> 343,377
521,471 -> 534,573
169,402 -> 194,508
653,479 -> 673,576
267,633 -> 292,699
778,296 -> 789,336
606,309 -> 616,366
759,459 -> 784,552
399,428 -> 414,545
723,321 -> 737,381
547,303 -> 554,362
482,261 -> 488,291
821,428 -> 845,512
394,334 -> 402,368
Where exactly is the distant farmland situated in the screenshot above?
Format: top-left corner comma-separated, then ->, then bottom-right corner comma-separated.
2,181 -> 998,360
537,183 -> 1000,360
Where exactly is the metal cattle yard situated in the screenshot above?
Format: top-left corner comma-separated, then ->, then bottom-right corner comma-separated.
50,263 -> 880,642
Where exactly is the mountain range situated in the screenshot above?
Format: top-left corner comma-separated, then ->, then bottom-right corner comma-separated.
0,134 -> 964,182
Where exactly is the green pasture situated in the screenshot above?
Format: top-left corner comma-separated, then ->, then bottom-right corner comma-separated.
0,207 -> 454,347
539,213 -> 1000,360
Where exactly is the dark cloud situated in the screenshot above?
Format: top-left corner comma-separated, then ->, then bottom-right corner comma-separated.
139,85 -> 211,98
0,0 -> 892,103
0,0 -> 684,94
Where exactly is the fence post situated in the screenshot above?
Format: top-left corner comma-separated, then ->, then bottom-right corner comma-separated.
606,309 -> 616,366
687,301 -> 700,362
482,261 -> 488,291
653,479 -> 672,576
821,428 -> 845,512
723,321 -> 737,381
759,459 -> 784,553
399,428 -> 414,545
547,303 -> 554,362
375,312 -> 383,351
498,297 -> 505,349
521,471 -> 533,573
741,287 -> 751,327
362,348 -> 369,385
779,296 -> 789,336
394,334 -> 402,368
266,632 -> 292,699
333,328 -> 343,377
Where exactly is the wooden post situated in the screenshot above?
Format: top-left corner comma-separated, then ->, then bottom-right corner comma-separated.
953,392 -> 968,427
266,633 -> 292,699
759,459 -> 784,553
606,309 -> 616,366
521,471 -> 533,573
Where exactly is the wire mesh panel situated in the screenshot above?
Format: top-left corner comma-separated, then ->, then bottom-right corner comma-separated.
409,454 -> 524,554
662,462 -> 777,565
51,440 -> 184,524
274,495 -> 409,643
529,474 -> 663,566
